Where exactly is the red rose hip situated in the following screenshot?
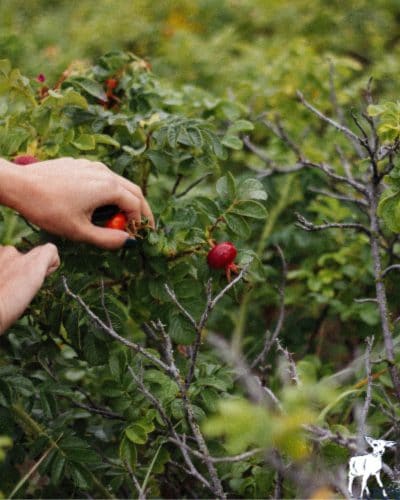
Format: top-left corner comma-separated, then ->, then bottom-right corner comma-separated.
207,242 -> 237,269
105,212 -> 128,230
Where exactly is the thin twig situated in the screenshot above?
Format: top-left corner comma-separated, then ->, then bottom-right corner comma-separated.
176,173 -> 213,198
295,212 -> 371,236
359,336 -> 375,440
276,339 -> 300,385
252,246 -> 287,368
62,277 -> 172,375
381,264 -> 400,278
297,90 -> 364,146
168,438 -> 263,463
308,186 -> 368,207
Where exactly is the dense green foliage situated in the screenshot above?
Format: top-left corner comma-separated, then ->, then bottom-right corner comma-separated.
2,1 -> 400,498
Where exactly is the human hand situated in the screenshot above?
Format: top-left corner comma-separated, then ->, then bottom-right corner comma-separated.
8,158 -> 155,249
0,244 -> 60,334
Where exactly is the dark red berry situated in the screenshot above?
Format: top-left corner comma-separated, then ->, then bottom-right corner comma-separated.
13,155 -> 38,165
37,73 -> 46,83
207,242 -> 237,269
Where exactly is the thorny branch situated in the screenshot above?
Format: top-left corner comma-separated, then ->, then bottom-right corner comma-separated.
252,245 -> 287,368
254,89 -> 400,399
165,264 -> 249,388
295,212 -> 371,236
150,320 -> 226,499
358,336 -> 374,444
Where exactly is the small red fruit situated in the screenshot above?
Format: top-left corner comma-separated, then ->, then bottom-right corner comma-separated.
13,155 -> 38,165
105,212 -> 128,230
207,242 -> 237,269
106,78 -> 118,90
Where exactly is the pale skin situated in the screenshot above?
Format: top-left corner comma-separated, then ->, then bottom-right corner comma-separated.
0,157 -> 154,334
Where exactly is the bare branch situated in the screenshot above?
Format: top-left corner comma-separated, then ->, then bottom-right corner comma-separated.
168,438 -> 263,463
295,212 -> 371,236
252,246 -> 287,368
128,366 -> 213,493
308,186 -> 368,207
381,264 -> 400,278
62,277 -> 172,375
176,173 -> 213,198
359,336 -> 374,440
297,90 -> 364,146
207,332 -> 282,408
354,298 -> 378,304
276,339 -> 300,385
150,322 -> 226,498
165,285 -> 197,329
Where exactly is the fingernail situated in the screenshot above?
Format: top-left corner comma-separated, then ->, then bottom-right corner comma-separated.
123,238 -> 138,248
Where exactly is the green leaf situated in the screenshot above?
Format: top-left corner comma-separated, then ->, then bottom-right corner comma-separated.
167,124 -> 178,148
72,77 -> 107,101
378,189 -> 400,232
71,134 -> 96,151
367,104 -> 385,117
221,135 -> 243,150
168,315 -> 196,345
119,436 -> 137,470
231,200 -> 267,219
224,213 -> 251,239
237,178 -> 268,200
125,424 -> 148,445
61,437 -> 101,465
51,452 -> 65,486
216,173 -> 236,201
228,119 -> 254,133
69,463 -> 93,490
93,134 -> 120,148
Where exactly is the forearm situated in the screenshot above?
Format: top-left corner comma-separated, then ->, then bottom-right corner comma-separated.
0,158 -> 28,211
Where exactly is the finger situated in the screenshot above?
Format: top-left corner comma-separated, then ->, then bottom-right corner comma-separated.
117,177 -> 155,228
78,222 -> 132,250
111,187 -> 142,227
27,243 -> 60,277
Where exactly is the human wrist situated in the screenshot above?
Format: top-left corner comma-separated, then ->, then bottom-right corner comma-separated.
0,158 -> 29,210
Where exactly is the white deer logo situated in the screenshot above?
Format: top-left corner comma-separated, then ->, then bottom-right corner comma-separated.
348,436 -> 396,498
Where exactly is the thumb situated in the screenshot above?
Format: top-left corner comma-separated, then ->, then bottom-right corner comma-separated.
26,243 -> 60,277
80,222 -> 134,250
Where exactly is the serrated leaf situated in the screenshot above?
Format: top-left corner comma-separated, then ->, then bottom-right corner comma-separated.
216,173 -> 236,201
72,77 -> 107,101
195,196 -> 220,219
51,452 -> 65,486
93,134 -> 120,148
378,189 -> 400,232
228,119 -> 254,133
71,134 -> 96,151
119,436 -> 137,470
237,178 -> 268,200
167,124 -> 178,148
168,315 -> 196,345
187,127 -> 203,148
126,424 -> 148,445
224,212 -> 251,238
221,135 -> 243,150
69,463 -> 93,490
231,200 -> 267,219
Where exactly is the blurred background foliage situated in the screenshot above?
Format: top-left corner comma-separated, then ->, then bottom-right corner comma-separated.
2,0 -> 400,497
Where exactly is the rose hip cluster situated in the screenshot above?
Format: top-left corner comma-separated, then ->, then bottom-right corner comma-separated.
207,241 -> 239,281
